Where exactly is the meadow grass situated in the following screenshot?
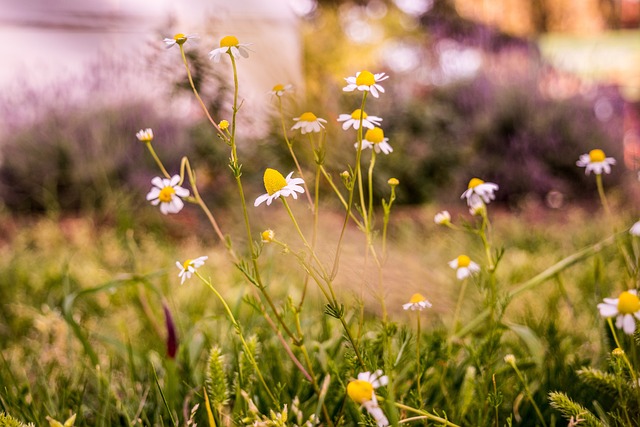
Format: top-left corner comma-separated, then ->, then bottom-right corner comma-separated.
2,30 -> 640,427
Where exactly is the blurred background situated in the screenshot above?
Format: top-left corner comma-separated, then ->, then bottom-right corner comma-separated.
0,0 -> 639,215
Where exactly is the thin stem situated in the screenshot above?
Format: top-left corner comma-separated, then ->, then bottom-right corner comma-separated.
196,272 -> 277,405
507,363 -> 548,427
145,143 -> 171,179
178,45 -> 227,140
367,150 -> 376,228
451,278 -> 468,336
596,174 -> 613,220
392,402 -> 461,427
415,313 -> 422,402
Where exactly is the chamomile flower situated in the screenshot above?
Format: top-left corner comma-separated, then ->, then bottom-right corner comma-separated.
460,178 -> 499,206
337,109 -> 383,130
434,210 -> 451,225
163,33 -> 198,48
136,128 -> 154,143
343,71 -> 389,98
448,254 -> 481,280
269,83 -> 294,97
630,221 -> 640,236
254,168 -> 305,207
218,120 -> 229,131
291,112 -> 327,134
597,289 -> 640,335
209,35 -> 251,62
403,293 -> 432,311
146,175 -> 190,215
347,370 -> 389,427
261,229 -> 275,243
176,256 -> 208,285
357,127 -> 393,154
576,149 -> 616,175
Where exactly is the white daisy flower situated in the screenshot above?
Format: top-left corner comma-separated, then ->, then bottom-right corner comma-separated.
254,168 -> 305,207
347,370 -> 389,427
403,293 -> 433,311
291,112 -> 327,134
630,221 -> 640,236
176,256 -> 208,285
337,109 -> 383,130
209,35 -> 251,62
597,289 -> 640,335
163,33 -> 198,48
357,127 -> 393,155
460,178 -> 499,206
343,70 -> 389,98
468,194 -> 486,216
261,229 -> 275,243
576,149 -> 616,175
448,254 -> 481,280
269,83 -> 294,97
146,175 -> 190,215
136,128 -> 154,143
434,210 -> 451,225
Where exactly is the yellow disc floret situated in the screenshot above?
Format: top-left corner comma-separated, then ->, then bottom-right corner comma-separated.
388,178 -> 399,186
365,127 -> 385,144
409,293 -> 426,304
356,71 -> 376,86
219,120 -> 229,130
457,255 -> 471,268
159,186 -> 176,203
220,35 -> 239,48
299,112 -> 318,122
263,168 -> 287,195
350,109 -> 368,120
173,33 -> 187,45
272,84 -> 285,92
589,149 -> 606,163
618,291 -> 640,314
347,380 -> 374,404
468,178 -> 484,189
182,259 -> 193,270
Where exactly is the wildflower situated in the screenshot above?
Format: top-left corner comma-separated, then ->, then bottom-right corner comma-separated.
136,128 -> 154,143
448,254 -> 480,280
461,178 -> 499,207
291,112 -> 327,134
403,293 -> 432,311
219,120 -> 229,131
576,149 -> 616,175
503,354 -> 516,366
388,177 -> 399,187
176,256 -> 208,285
209,35 -> 251,62
347,370 -> 389,427
163,33 -> 197,48
343,70 -> 389,98
597,289 -> 640,335
434,210 -> 451,225
612,347 -> 625,357
146,175 -> 190,215
261,229 -> 275,243
337,109 -> 383,130
468,195 -> 486,216
630,221 -> 640,236
358,127 -> 393,154
269,83 -> 293,97
254,168 -> 305,207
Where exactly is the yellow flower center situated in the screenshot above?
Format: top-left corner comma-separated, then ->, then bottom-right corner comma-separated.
159,186 -> 176,203
350,109 -> 368,120
589,149 -> 606,163
347,380 -> 374,404
388,178 -> 399,186
263,168 -> 287,195
365,127 -> 385,144
618,291 -> 640,315
409,293 -> 426,304
182,259 -> 193,270
173,33 -> 187,43
272,84 -> 285,92
220,35 -> 239,48
219,120 -> 229,130
356,71 -> 376,86
261,230 -> 275,242
457,255 -> 471,268
468,178 -> 484,189
299,112 -> 318,122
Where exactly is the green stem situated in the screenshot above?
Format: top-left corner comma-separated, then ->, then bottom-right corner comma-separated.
416,313 -> 422,402
508,363 -> 548,427
145,143 -> 171,178
393,402 -> 461,427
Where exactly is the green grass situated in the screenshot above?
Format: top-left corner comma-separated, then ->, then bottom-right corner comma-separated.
0,202 -> 637,426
